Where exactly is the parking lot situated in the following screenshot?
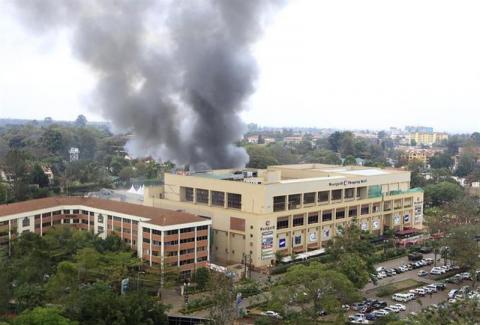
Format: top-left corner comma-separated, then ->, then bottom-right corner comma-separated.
349,253 -> 475,321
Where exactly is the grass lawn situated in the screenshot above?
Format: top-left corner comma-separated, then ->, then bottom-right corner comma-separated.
367,279 -> 426,297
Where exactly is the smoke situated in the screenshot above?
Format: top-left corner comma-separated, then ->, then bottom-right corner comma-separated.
13,0 -> 281,169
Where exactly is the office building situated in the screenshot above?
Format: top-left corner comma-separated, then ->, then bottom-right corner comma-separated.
0,197 -> 211,276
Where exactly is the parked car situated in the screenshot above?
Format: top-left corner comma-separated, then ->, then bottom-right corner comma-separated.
415,288 -> 426,296
448,289 -> 458,299
408,252 -> 423,261
261,311 -> 282,319
433,283 -> 446,291
372,301 -> 387,309
418,270 -> 428,277
392,303 -> 406,311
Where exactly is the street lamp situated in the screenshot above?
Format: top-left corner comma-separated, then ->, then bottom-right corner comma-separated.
137,271 -> 145,290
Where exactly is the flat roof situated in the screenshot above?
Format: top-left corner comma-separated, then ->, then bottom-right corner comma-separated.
0,197 -> 204,226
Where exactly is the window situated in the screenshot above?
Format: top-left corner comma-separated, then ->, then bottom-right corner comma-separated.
227,193 -> 242,209
308,212 -> 319,224
293,215 -> 304,227
90,212 -> 94,216
82,219 -> 88,224
318,191 -> 329,203
345,188 -> 355,199
98,215 -> 104,223
180,237 -> 195,244
332,189 -> 342,201
165,240 -> 178,246
294,235 -> 302,245
180,248 -> 195,255
42,212 -> 51,217
180,227 -> 194,233
64,219 -> 70,224
143,227 -> 150,233
348,207 -> 357,217
336,209 -> 345,219
152,229 -> 161,235
72,209 -> 80,214
196,189 -> 209,204
123,219 -> 131,224
273,196 -> 286,212
113,216 -> 121,222
34,215 -> 40,220
184,187 -> 194,202
211,191 -> 225,207
197,235 -> 208,241
166,230 -> 178,235
197,225 -> 208,231
288,194 -> 301,209
361,204 -> 370,215
303,192 -> 315,205
322,210 -> 332,222
197,256 -> 207,262
63,210 -> 71,215
22,217 -> 30,227
277,217 -> 289,229
143,238 -> 150,243
180,259 -> 195,266
167,251 -> 178,257
82,210 -> 88,215
53,210 -> 61,215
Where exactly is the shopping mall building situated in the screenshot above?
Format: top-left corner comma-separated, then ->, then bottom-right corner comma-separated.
144,164 -> 424,269
0,197 -> 211,276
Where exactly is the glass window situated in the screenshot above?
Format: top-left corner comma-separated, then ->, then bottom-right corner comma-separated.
336,209 -> 345,219
227,193 -> 242,209
288,194 -> 301,209
344,188 -> 355,199
348,207 -> 357,217
211,191 -> 225,207
196,189 -> 209,204
332,189 -> 342,201
184,187 -> 194,202
303,192 -> 315,205
308,212 -> 319,224
322,210 -> 332,222
293,215 -> 304,227
273,196 -> 286,212
276,217 -> 289,229
22,217 -> 30,227
318,191 -> 329,203
361,204 -> 370,215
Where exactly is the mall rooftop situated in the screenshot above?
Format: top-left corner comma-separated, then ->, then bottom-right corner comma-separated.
182,164 -> 407,185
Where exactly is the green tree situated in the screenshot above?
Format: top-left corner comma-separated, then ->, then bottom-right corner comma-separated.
246,146 -> 279,169
74,115 -> 87,128
424,181 -> 463,207
447,225 -> 480,288
429,152 -> 454,169
194,267 -> 210,290
270,262 -> 359,322
343,155 -> 357,166
336,253 -> 370,288
30,164 -> 49,188
455,153 -> 476,177
12,307 -> 77,325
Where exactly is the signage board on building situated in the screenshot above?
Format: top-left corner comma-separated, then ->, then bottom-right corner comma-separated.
261,231 -> 274,260
308,231 -> 317,242
279,238 -> 286,248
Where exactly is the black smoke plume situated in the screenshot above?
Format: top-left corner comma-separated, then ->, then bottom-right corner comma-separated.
13,0 -> 281,169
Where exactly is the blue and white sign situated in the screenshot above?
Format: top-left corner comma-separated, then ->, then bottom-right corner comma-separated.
279,238 -> 286,248
404,215 -> 410,223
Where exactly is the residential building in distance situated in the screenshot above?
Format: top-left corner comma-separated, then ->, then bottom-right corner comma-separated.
408,132 -> 448,146
69,147 -> 80,161
144,164 -> 424,269
405,126 -> 434,134
0,197 -> 211,277
398,147 -> 444,165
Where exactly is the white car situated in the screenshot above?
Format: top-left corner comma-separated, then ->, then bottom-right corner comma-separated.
392,303 -> 406,311
261,311 -> 282,319
387,305 -> 400,313
448,289 -> 458,299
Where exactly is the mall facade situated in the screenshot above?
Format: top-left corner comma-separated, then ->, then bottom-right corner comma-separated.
144,164 -> 424,269
0,197 -> 211,276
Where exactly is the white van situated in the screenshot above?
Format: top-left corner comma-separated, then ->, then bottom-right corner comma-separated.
392,293 -> 413,302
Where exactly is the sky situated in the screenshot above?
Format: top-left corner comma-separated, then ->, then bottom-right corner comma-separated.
1,0 -> 480,133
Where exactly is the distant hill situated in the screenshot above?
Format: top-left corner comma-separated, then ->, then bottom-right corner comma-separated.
0,118 -> 110,129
